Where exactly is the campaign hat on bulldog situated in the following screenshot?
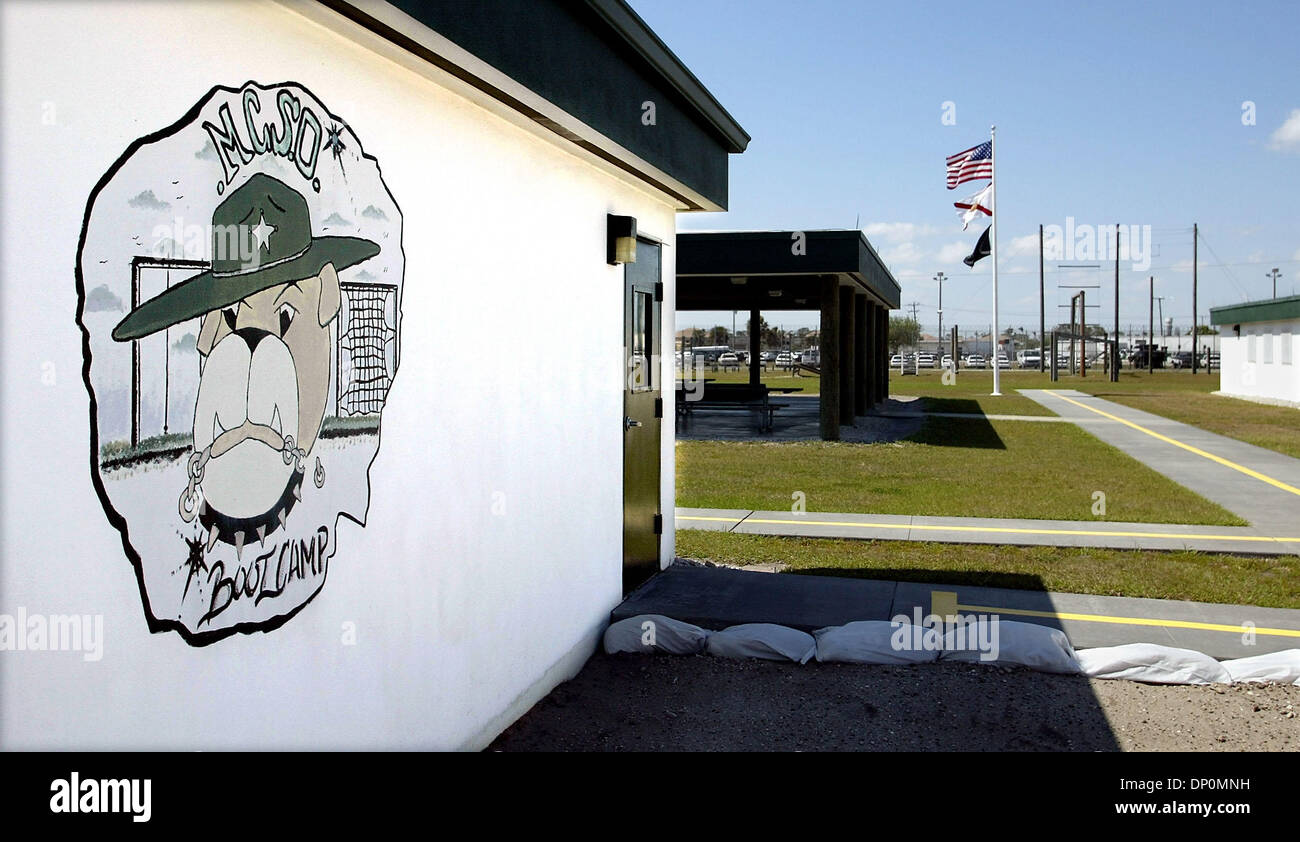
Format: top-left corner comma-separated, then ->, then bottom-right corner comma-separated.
113,173 -> 379,341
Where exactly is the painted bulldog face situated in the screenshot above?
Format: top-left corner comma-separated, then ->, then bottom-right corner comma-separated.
192,263 -> 341,526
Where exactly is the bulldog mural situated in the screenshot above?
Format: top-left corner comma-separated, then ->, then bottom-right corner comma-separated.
77,82 -> 403,644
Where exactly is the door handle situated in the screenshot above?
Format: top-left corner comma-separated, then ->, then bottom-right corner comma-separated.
624,416 -> 643,430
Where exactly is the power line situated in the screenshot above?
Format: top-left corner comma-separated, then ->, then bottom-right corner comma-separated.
1194,228 -> 1251,301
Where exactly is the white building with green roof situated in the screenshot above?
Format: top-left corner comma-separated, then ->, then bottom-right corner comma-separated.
1210,295 -> 1300,407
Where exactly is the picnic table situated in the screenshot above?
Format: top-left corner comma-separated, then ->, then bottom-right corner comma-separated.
675,382 -> 794,433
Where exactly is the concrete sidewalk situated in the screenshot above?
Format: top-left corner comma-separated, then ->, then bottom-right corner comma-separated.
614,563 -> 1300,659
1020,389 -> 1300,529
678,507 -> 1300,555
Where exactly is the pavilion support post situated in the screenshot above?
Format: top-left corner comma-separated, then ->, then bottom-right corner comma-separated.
748,306 -> 761,387
873,303 -> 884,405
854,293 -> 869,415
839,285 -> 856,426
820,276 -> 841,440
878,305 -> 889,405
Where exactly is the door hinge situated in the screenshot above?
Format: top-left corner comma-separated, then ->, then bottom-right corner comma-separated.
654,281 -> 663,302
654,397 -> 663,418
653,514 -> 663,535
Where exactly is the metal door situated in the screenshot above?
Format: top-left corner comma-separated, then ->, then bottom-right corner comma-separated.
623,238 -> 661,591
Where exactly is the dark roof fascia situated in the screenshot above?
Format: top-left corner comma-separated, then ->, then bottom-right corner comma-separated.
584,0 -> 750,154
1210,295 -> 1300,326
678,230 -> 902,309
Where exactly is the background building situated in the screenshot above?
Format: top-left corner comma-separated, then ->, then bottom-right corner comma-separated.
1212,295 -> 1300,407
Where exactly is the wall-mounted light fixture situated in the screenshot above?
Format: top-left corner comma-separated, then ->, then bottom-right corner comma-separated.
607,214 -> 637,265
729,276 -> 748,285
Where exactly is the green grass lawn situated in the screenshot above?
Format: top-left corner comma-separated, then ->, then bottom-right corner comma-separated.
676,415 -> 1245,525
891,367 -> 1300,458
684,365 -> 819,394
888,368 -> 1055,416
676,530 -> 1300,609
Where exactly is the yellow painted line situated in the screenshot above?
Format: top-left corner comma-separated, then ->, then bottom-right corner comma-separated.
956,602 -> 1300,639
676,515 -> 1300,544
1046,390 -> 1300,497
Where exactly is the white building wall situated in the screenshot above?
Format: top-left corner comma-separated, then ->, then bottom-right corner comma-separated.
1218,319 -> 1300,407
0,0 -> 679,749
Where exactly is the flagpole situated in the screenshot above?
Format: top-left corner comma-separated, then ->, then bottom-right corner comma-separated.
990,124 -> 1001,396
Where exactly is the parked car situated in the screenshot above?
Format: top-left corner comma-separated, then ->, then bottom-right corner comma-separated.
774,351 -> 794,367
1128,345 -> 1168,368
1017,351 -> 1042,368
717,352 -> 740,370
759,351 -> 774,363
965,354 -> 986,369
917,353 -> 936,369
890,354 -> 904,367
995,354 -> 1010,369
1169,351 -> 1194,369
941,354 -> 954,369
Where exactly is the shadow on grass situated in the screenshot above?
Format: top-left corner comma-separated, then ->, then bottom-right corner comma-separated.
907,399 -> 1006,450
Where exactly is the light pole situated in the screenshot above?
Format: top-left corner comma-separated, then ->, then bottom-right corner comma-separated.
933,271 -> 946,354
1267,268 -> 1281,299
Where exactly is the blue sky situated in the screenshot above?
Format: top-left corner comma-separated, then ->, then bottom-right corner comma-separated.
632,0 -> 1300,334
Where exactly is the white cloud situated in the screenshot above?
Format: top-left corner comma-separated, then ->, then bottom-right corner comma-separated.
1006,234 -> 1040,257
1171,259 -> 1194,272
1268,109 -> 1300,152
937,241 -> 970,263
1293,247 -> 1300,262
882,241 -> 924,266
862,222 -> 935,243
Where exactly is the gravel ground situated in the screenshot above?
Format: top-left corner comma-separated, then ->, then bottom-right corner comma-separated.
489,654 -> 1300,752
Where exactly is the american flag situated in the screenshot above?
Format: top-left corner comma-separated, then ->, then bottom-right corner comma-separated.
946,141 -> 992,189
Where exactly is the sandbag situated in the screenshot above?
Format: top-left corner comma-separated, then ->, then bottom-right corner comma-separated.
1076,643 -> 1231,684
1220,649 -> 1300,684
706,623 -> 816,664
814,620 -> 938,664
603,614 -> 710,655
939,619 -> 1082,674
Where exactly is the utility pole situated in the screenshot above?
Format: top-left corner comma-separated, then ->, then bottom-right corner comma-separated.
1080,289 -> 1087,378
908,301 -> 920,322
1069,295 -> 1077,374
1148,276 -> 1155,374
1039,224 -> 1046,372
934,272 -> 946,351
1155,297 -> 1165,336
1267,268 -> 1281,299
1192,223 -> 1199,374
1113,224 -> 1120,382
